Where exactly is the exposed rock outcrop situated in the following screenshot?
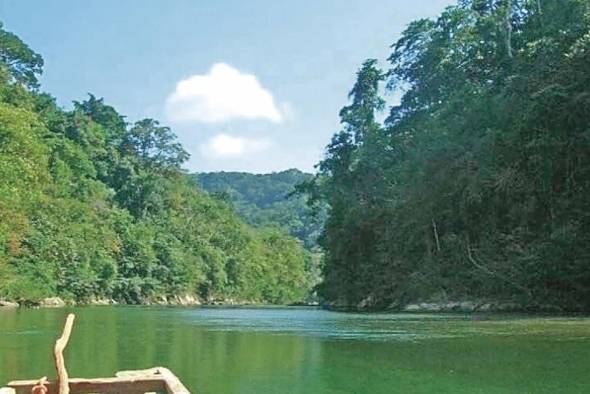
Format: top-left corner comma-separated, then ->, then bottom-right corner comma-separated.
40,297 -> 66,308
88,297 -> 118,306
402,301 -> 490,312
0,299 -> 19,308
169,294 -> 201,306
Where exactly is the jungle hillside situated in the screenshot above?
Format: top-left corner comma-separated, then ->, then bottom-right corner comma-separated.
0,23 -> 312,306
1,0 -> 589,313
193,169 -> 325,250
306,0 -> 590,311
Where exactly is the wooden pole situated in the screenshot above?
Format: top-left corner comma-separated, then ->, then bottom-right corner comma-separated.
54,314 -> 75,394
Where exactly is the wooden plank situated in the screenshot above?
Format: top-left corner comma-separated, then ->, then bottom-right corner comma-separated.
8,376 -> 167,394
158,368 -> 191,394
116,367 -> 191,394
0,387 -> 16,394
116,367 -> 163,378
115,368 -> 167,394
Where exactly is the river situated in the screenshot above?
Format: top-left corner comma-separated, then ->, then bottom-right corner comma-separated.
0,307 -> 589,393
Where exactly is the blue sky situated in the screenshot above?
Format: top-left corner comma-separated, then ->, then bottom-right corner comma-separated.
1,0 -> 452,173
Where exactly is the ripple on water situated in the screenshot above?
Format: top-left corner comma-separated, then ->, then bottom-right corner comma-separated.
168,307 -> 487,341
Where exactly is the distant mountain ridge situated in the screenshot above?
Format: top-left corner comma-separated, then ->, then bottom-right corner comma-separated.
193,169 -> 324,250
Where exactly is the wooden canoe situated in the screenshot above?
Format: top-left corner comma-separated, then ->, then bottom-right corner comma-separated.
1,314 -> 191,394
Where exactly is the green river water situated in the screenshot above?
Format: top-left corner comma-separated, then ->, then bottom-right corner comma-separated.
0,307 -> 589,393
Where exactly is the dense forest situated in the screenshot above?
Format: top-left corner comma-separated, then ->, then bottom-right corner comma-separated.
306,0 -> 590,311
0,23 -> 312,305
194,170 -> 325,250
1,0 -> 588,312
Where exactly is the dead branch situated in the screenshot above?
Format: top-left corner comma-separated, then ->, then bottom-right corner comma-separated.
54,314 -> 75,394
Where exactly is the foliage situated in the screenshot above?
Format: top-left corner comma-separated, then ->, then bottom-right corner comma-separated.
309,0 -> 590,310
0,24 -> 311,304
194,169 -> 327,250
0,22 -> 43,89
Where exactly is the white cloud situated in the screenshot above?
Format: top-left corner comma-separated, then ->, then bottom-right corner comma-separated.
166,63 -> 283,123
201,134 -> 271,158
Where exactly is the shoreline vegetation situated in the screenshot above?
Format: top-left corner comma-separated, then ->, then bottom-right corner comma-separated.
0,23 -> 313,307
303,0 -> 590,312
1,0 -> 589,314
0,296 -> 323,308
0,296 -> 570,314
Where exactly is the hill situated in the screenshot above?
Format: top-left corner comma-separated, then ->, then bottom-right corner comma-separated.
194,169 -> 325,250
307,0 -> 590,311
0,23 -> 312,306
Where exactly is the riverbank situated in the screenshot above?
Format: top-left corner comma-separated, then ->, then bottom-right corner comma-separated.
0,295 -> 320,309
0,295 -> 203,308
323,298 -> 577,314
1,296 -> 572,314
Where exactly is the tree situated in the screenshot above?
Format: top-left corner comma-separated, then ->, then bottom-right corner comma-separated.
310,59 -> 389,304
123,118 -> 189,170
0,22 -> 43,89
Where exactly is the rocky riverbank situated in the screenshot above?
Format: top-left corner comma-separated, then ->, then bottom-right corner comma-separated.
1,296 -> 567,312
323,297 -> 571,313
0,299 -> 18,308
0,295 -> 202,308
0,294 -> 269,308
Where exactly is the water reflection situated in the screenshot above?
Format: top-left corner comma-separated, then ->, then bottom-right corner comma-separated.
1,307 -> 589,394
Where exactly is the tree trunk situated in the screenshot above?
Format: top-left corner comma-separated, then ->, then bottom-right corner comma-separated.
505,0 -> 514,59
432,218 -> 441,253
